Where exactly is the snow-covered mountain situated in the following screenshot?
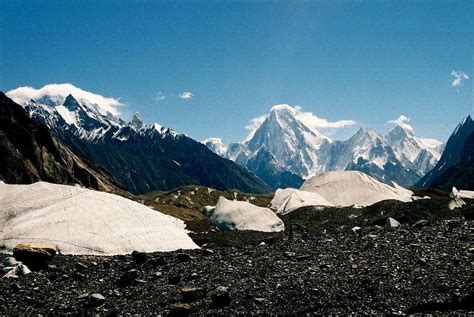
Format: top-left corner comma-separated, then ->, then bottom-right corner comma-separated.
6,84 -> 271,194
384,125 -> 442,175
218,105 -> 331,189
204,104 -> 442,188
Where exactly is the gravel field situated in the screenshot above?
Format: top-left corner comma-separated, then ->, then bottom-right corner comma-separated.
1,212 -> 472,315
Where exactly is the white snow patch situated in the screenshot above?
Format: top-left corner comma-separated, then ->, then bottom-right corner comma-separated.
210,197 -> 284,232
0,182 -> 198,255
55,105 -> 78,126
300,171 -> 413,207
450,187 -> 474,199
271,188 -> 334,215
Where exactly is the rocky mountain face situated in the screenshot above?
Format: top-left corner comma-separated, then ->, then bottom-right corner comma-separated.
0,92 -> 120,192
205,105 -> 442,188
415,116 -> 474,190
8,91 -> 270,195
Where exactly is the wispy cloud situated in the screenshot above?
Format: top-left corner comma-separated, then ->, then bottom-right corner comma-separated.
178,91 -> 193,99
244,114 -> 267,141
6,83 -> 123,115
292,105 -> 356,129
155,91 -> 165,102
451,70 -> 469,87
387,115 -> 413,131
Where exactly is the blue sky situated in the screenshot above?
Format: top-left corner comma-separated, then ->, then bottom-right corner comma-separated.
1,1 -> 472,143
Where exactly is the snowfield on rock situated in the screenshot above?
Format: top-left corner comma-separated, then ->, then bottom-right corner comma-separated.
0,182 -> 198,255
211,197 -> 284,232
450,187 -> 474,199
271,188 -> 334,214
301,171 -> 414,207
271,171 -> 414,212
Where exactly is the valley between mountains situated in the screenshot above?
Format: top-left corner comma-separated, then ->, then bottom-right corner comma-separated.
0,85 -> 473,315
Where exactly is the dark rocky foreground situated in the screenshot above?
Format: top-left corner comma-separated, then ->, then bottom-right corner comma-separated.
1,214 -> 473,315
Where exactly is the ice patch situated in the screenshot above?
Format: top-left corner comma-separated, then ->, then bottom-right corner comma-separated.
0,182 -> 198,255
210,197 -> 284,232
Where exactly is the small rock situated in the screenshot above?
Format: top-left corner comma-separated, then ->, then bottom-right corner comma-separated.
2,262 -> 31,279
254,297 -> 266,303
169,303 -> 193,316
152,271 -> 162,279
119,269 -> 138,285
169,274 -> 181,285
295,255 -> 311,261
418,257 -> 428,265
352,226 -> 362,235
149,257 -> 167,267
131,251 -> 147,264
135,279 -> 147,284
211,286 -> 231,307
89,293 -> 105,307
385,217 -> 401,230
288,224 -> 308,240
202,249 -> 214,256
176,253 -> 193,262
75,263 -> 88,272
72,272 -> 85,281
412,220 -> 429,228
77,293 -> 90,300
2,257 -> 19,268
181,287 -> 206,302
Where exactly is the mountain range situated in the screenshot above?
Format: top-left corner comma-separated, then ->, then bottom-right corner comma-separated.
204,104 -> 443,189
5,88 -> 271,195
5,84 -> 473,194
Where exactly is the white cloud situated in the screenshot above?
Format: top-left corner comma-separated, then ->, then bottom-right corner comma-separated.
244,114 -> 267,142
155,91 -> 165,102
387,115 -> 414,131
6,83 -> 123,116
178,91 -> 193,99
451,70 -> 469,87
244,104 -> 356,141
291,105 -> 356,129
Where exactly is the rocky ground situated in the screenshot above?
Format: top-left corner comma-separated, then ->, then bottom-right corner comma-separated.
1,195 -> 473,315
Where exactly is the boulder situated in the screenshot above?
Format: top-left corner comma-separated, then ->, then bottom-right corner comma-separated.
12,243 -> 56,271
385,217 -> 401,229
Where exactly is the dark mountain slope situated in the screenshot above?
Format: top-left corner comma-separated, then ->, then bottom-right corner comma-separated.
62,131 -> 272,195
429,130 -> 474,190
415,115 -> 474,189
0,92 -> 120,192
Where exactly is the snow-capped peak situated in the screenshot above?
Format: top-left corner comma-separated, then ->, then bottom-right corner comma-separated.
384,123 -> 442,174
130,112 -> 144,128
6,83 -> 122,116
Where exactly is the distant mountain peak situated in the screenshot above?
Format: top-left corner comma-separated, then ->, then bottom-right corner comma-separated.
130,112 -> 144,128
63,94 -> 81,111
